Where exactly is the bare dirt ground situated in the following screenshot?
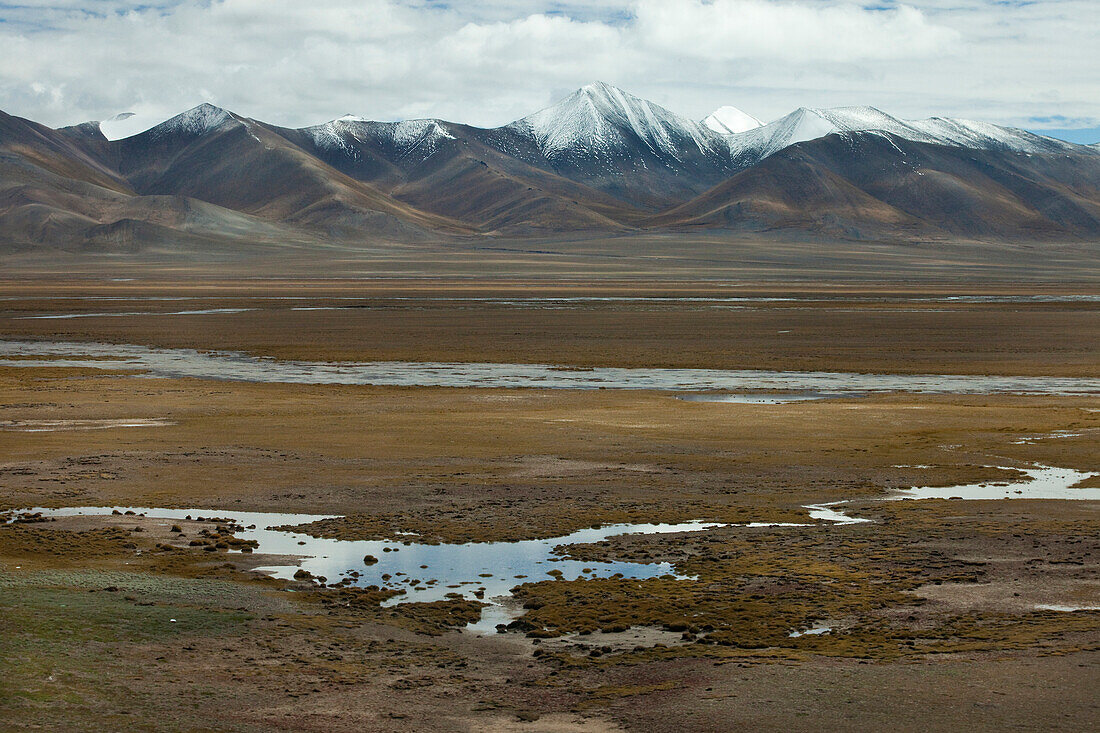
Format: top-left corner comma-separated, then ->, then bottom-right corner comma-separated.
1,279 -> 1098,731
4,231 -> 1100,282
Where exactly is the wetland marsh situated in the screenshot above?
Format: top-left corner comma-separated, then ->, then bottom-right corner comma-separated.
1,280 -> 1097,732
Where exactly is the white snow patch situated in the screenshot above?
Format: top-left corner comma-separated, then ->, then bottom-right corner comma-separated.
508,81 -> 724,160
97,111 -> 164,141
702,106 -> 762,135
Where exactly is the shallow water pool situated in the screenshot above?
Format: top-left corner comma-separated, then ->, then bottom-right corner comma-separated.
892,464 -> 1100,501
2,339 -> 1097,396
15,506 -> 725,632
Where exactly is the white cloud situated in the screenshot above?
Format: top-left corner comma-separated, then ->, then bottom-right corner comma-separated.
0,0 -> 1096,134
634,0 -> 958,62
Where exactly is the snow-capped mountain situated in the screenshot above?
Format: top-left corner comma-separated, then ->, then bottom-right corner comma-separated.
87,86 -> 1090,172
726,106 -> 921,162
95,104 -> 240,141
905,117 -> 1079,155
490,82 -> 738,205
702,106 -> 763,135
504,82 -> 727,162
301,116 -> 457,162
9,82 -> 1097,249
141,103 -> 238,139
720,105 -> 1083,168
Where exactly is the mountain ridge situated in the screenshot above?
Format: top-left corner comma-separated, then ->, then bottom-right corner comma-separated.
2,83 -> 1099,252
82,85 -> 1090,162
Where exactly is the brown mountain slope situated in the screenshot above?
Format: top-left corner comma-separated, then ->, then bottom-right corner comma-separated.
650,132 -> 1100,239
5,100 -> 1100,251
0,112 -> 322,252
0,111 -> 131,194
111,106 -> 472,240
0,152 -> 321,253
273,121 -> 638,233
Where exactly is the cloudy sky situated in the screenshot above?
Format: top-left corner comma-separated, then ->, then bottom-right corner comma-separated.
2,0 -> 1098,142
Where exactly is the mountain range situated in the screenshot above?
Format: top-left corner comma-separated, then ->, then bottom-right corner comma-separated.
2,81 -> 1099,253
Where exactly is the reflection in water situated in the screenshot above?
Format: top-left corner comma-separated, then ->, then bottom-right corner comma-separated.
18,459 -> 1096,634
18,506 -> 720,633
0,418 -> 173,432
789,624 -> 833,638
892,464 -> 1100,501
17,309 -> 255,320
4,294 -> 1099,305
18,503 -> 873,634
678,393 -> 839,404
804,503 -> 873,525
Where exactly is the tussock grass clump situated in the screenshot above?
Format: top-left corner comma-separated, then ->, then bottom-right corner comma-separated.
277,500 -> 805,545
0,526 -> 133,559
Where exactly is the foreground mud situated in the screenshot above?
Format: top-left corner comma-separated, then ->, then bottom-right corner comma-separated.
1,282 -> 1098,731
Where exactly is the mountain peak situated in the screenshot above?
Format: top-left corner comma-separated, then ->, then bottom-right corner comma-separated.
510,82 -> 720,159
145,103 -> 237,139
301,115 -> 456,162
702,106 -> 763,135
180,102 -> 233,125
572,82 -> 655,112
736,105 -> 921,155
580,80 -> 618,93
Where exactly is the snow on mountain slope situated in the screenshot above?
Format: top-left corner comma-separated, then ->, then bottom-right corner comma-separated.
907,117 -> 1080,155
83,104 -> 241,142
98,111 -> 164,141
76,86 -> 1096,196
506,81 -> 725,161
300,115 -> 365,155
392,119 -> 456,147
725,106 -> 939,164
723,105 -> 1089,166
138,103 -> 238,140
301,116 -> 456,162
702,106 -> 762,135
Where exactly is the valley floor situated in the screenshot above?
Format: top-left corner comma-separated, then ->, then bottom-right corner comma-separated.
0,280 -> 1097,731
